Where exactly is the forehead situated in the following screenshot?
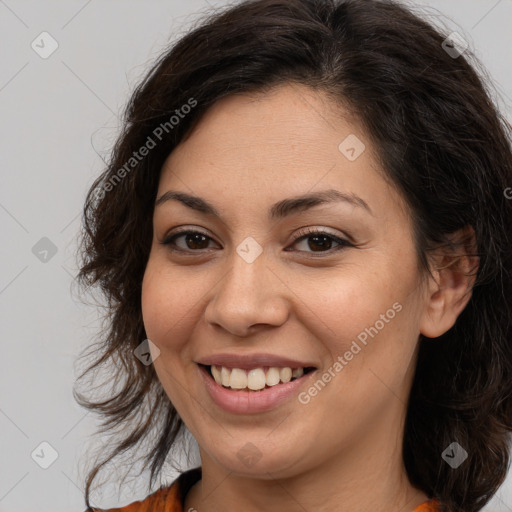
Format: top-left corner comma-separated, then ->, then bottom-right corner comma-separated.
167,84 -> 360,167
157,84 -> 405,221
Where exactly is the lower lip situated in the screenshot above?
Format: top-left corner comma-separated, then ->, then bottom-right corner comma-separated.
198,364 -> 316,414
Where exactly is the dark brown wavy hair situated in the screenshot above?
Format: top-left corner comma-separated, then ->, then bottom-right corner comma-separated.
75,1 -> 512,510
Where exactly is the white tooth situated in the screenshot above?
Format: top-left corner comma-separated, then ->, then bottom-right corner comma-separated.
221,366 -> 231,387
292,367 -> 304,379
266,367 -> 281,386
280,367 -> 292,383
211,365 -> 222,385
229,368 -> 247,389
247,368 -> 266,390
214,365 -> 304,390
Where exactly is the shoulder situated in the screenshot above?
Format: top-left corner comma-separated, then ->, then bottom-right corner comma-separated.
87,486 -> 174,512
85,467 -> 202,512
413,499 -> 442,512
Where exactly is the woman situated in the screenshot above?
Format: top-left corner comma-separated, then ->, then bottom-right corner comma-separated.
75,1 -> 512,511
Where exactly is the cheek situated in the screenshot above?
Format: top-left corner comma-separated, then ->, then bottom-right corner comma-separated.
141,262 -> 200,408
309,263 -> 420,369
304,269 -> 392,341
141,261 -> 197,348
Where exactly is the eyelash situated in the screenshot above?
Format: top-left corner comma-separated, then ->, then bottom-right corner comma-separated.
160,227 -> 353,255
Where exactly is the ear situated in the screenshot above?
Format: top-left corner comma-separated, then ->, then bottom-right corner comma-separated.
419,225 -> 479,339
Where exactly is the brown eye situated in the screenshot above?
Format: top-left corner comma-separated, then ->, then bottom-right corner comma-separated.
161,230 -> 217,251
182,232 -> 210,250
289,229 -> 352,254
299,233 -> 334,251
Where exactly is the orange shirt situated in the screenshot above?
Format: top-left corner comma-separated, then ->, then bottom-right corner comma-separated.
91,467 -> 441,512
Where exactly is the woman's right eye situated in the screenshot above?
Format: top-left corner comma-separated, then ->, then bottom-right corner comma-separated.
160,230 -> 219,252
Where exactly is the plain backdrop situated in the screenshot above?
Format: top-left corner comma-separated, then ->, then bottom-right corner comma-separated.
1,1 -> 511,511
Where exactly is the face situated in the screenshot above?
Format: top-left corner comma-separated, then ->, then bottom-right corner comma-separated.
141,84 -> 431,479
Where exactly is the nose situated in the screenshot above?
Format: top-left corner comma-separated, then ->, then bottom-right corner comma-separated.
203,249 -> 289,337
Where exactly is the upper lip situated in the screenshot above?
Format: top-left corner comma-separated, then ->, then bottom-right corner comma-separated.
196,353 -> 317,370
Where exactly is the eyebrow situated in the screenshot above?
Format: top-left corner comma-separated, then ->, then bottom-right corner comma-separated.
154,188 -> 373,219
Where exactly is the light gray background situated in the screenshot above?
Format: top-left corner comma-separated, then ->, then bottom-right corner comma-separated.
1,1 -> 511,511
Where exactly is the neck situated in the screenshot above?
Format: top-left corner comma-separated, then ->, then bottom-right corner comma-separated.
184,421 -> 428,512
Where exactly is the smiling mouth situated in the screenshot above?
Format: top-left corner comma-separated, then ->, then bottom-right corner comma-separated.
199,363 -> 316,392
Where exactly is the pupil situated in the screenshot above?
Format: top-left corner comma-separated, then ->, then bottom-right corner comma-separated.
309,235 -> 331,251
187,233 -> 208,249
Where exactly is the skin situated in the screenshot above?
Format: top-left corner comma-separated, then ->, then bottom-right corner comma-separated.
141,83 -> 476,512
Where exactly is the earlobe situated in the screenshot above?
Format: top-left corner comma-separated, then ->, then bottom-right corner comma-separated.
419,226 -> 479,339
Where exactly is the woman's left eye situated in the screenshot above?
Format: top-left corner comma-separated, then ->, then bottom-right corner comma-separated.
289,229 -> 352,253
160,228 -> 352,254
